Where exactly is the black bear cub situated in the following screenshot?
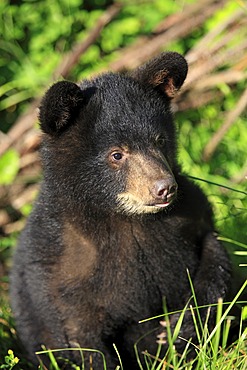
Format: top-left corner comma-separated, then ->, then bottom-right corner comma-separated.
11,52 -> 231,369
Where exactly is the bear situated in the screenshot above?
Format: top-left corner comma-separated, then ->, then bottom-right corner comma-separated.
10,52 -> 231,369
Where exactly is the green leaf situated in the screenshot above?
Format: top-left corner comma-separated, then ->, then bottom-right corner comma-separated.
242,305 -> 247,321
0,149 -> 19,185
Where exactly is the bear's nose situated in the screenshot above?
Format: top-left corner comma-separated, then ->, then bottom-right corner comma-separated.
151,178 -> 178,200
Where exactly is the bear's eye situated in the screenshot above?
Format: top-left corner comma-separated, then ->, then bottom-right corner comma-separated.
112,152 -> 123,161
156,136 -> 166,148
108,148 -> 128,168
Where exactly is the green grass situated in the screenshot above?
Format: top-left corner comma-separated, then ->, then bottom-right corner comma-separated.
1,281 -> 246,369
135,280 -> 247,370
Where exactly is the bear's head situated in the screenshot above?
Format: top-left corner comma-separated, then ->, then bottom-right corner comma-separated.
39,52 -> 187,216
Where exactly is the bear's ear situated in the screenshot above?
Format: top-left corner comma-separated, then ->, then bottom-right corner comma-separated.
39,81 -> 85,135
131,52 -> 188,99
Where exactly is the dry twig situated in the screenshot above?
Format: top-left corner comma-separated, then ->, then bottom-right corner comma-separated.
110,0 -> 228,71
53,2 -> 122,79
203,87 -> 247,161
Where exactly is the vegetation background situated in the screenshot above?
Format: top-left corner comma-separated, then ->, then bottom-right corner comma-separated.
0,0 -> 246,368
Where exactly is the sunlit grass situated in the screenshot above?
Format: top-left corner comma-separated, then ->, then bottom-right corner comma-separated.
134,280 -> 247,370
1,281 -> 244,369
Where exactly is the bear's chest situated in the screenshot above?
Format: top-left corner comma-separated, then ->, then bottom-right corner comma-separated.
97,220 -> 199,313
49,217 -> 199,322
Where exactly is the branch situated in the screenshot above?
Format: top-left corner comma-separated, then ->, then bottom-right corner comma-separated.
53,2 -> 122,79
109,0 -> 228,71
203,87 -> 247,161
0,100 -> 40,157
184,36 -> 247,90
0,3 -> 122,158
186,9 -> 243,63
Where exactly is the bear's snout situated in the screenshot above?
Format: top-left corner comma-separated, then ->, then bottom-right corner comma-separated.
151,178 -> 178,204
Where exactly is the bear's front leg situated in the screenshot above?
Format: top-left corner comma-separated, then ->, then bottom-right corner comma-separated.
158,232 -> 231,354
189,232 -> 231,308
49,309 -> 123,370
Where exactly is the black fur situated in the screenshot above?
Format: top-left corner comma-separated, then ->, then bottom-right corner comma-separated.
10,52 -> 231,369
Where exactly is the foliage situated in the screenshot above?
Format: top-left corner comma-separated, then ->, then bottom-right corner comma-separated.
0,0 -> 180,132
0,350 -> 19,370
1,283 -> 246,369
0,150 -> 19,186
135,280 -> 247,370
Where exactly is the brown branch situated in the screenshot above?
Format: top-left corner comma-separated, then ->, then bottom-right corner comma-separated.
0,3 -> 122,158
184,40 -> 247,90
154,0 -> 220,33
186,9 -> 244,63
203,87 -> 247,161
191,70 -> 247,91
175,90 -> 221,111
109,0 -> 228,71
53,2 -> 122,79
0,101 -> 40,157
11,184 -> 38,211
